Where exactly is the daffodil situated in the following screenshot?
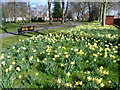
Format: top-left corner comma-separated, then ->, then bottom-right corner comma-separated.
64,52 -> 68,54
108,80 -> 112,83
29,56 -> 33,61
16,67 -> 20,71
19,75 -> 22,79
22,58 -> 25,61
54,55 -> 59,58
75,82 -> 79,85
79,81 -> 83,85
9,65 -> 12,71
5,69 -> 9,72
65,83 -> 72,87
100,83 -> 105,87
87,76 -> 92,81
65,55 -> 69,58
100,66 -> 104,70
93,54 -> 98,57
1,61 -> 5,65
52,58 -> 56,61
60,64 -> 64,67
37,59 -> 40,62
0,54 -> 4,60
96,78 -> 102,84
57,78 -> 61,83
74,49 -> 79,52
35,72 -> 39,76
12,61 -> 15,65
66,72 -> 71,77
94,59 -> 96,62
70,61 -> 75,65
7,56 -> 10,58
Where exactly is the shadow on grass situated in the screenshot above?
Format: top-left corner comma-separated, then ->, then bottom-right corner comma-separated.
17,31 -> 46,38
33,31 -> 46,35
7,32 -> 18,35
1,27 -> 8,33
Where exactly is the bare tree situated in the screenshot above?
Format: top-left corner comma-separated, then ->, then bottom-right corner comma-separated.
13,0 -> 17,23
64,2 -> 69,22
70,2 -> 88,21
28,0 -> 31,22
48,0 -> 52,25
70,2 -> 81,20
62,0 -> 65,24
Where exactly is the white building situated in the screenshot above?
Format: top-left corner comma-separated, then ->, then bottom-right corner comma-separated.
5,17 -> 27,22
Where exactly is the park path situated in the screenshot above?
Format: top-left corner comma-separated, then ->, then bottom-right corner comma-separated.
0,22 -> 82,38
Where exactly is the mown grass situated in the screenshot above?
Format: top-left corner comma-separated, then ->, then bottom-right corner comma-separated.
0,21 -> 74,34
0,27 -> 74,49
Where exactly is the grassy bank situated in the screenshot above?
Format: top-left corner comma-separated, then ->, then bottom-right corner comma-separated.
1,22 -> 119,88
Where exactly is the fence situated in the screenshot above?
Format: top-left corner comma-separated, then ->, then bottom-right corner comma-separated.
113,18 -> 120,28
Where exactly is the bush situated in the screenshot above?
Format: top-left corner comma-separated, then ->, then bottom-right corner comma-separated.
31,17 -> 45,22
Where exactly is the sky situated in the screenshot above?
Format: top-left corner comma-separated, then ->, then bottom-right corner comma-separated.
1,0 -> 120,2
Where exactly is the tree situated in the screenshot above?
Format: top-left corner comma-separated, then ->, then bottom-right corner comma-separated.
101,1 -> 107,26
52,2 -> 62,18
64,1 -> 69,22
28,0 -> 31,22
67,10 -> 72,20
48,0 -> 52,25
62,0 -> 65,24
13,0 -> 17,23
70,2 -> 88,21
87,2 -> 101,22
99,3 -> 103,22
70,2 -> 81,20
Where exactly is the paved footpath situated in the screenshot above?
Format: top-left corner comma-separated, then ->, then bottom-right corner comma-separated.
0,23 -> 82,38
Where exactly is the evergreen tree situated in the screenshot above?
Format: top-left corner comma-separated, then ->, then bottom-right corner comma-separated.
52,2 -> 62,18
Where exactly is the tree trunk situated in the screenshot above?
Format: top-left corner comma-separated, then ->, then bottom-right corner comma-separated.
88,3 -> 92,22
28,1 -> 31,22
48,0 -> 52,25
64,2 -> 68,22
99,3 -> 103,22
102,1 -> 107,26
14,1 -> 16,23
20,2 -> 25,24
62,0 -> 65,24
77,12 -> 80,21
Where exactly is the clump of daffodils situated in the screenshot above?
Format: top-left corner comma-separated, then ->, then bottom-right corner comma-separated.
0,53 -> 4,60
98,66 -> 109,75
75,81 -> 83,86
96,78 -> 103,84
100,83 -> 105,87
77,50 -> 85,55
65,83 -> 72,87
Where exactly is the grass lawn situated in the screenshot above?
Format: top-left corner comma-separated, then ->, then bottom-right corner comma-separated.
1,23 -> 20,33
1,27 -> 74,48
0,21 -> 74,34
1,22 -> 119,88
